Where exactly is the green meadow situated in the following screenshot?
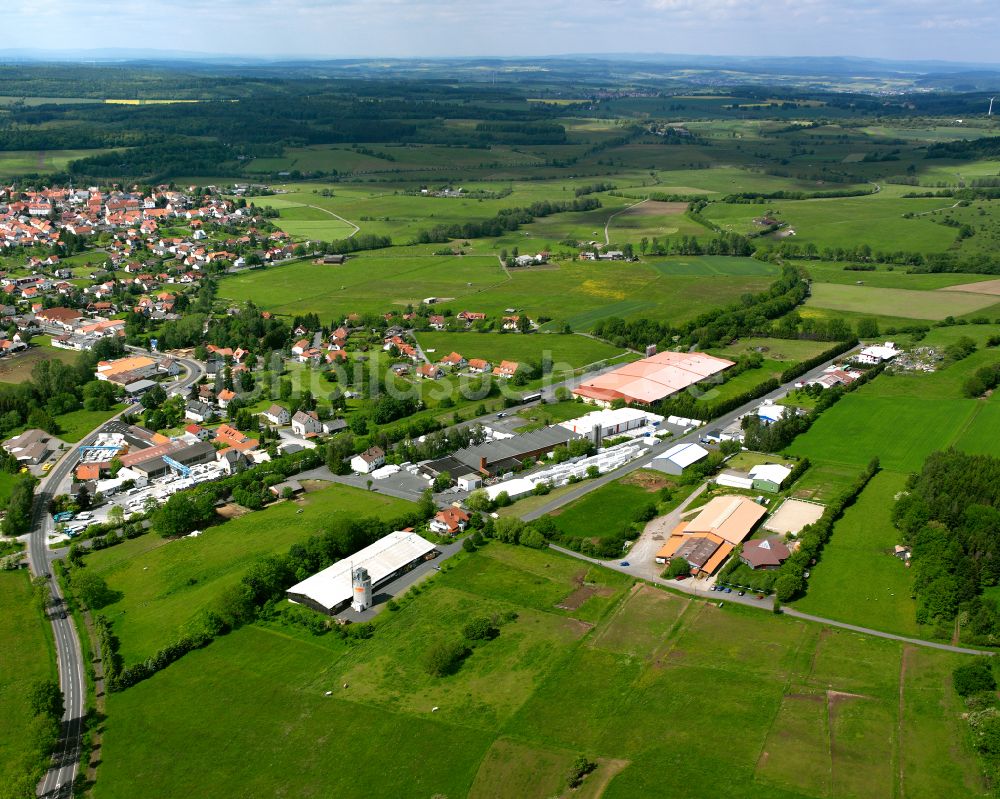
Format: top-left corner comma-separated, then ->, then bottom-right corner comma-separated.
82,484 -> 415,663
0,572 -> 57,797
415,330 -> 627,369
219,251 -> 776,330
93,544 -> 986,799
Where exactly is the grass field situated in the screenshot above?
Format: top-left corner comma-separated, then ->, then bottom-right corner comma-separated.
219,251 -> 777,331
786,395 -> 977,472
0,571 -> 57,795
0,345 -> 78,384
549,472 -> 663,541
806,282 -> 1000,320
54,405 -> 125,443
0,148 -> 114,177
415,331 -> 627,369
83,483 -> 415,663
712,336 -> 835,363
93,541 -> 988,799
792,470 -> 921,637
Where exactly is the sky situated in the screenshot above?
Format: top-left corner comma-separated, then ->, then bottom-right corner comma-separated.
8,0 -> 1000,64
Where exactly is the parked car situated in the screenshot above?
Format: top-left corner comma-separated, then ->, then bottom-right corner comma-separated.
738,590 -> 746,596
723,587 -> 732,594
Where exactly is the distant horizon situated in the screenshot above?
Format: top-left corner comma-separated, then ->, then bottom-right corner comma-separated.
3,48 -> 1000,73
6,1 -> 1000,66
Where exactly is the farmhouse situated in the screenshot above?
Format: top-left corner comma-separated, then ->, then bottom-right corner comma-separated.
573,351 -> 734,407
492,360 -> 520,378
650,442 -> 710,476
291,410 -> 324,437
430,507 -> 470,535
286,530 -> 439,615
261,404 -> 291,426
855,342 -> 899,365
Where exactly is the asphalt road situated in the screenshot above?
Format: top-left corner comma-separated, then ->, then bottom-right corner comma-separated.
29,352 -> 203,798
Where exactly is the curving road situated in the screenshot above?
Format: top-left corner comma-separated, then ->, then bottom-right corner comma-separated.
30,353 -> 203,797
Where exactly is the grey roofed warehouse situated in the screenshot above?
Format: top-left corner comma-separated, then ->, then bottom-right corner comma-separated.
441,426 -> 582,476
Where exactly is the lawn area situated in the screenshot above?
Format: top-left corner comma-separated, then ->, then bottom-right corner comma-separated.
513,399 -> 592,432
785,394 -> 978,472
54,404 -> 126,443
791,470 -> 922,637
549,472 -> 663,541
792,461 -> 868,504
806,282 -> 998,321
711,336 -> 840,363
92,542 -> 987,799
0,148 -> 113,178
415,331 -> 627,369
83,483 -> 415,663
0,571 -> 57,796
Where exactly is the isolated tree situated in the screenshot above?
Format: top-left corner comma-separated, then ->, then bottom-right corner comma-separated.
666,557 -> 690,578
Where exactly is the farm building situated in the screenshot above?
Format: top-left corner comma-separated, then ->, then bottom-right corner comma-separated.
749,463 -> 793,493
654,495 -> 767,576
650,442 -> 710,476
286,531 -> 439,615
572,351 -> 734,407
558,407 -> 663,438
854,342 -> 899,365
740,536 -> 791,570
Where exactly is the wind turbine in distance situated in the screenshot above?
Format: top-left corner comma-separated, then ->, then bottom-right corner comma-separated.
990,97 -> 996,116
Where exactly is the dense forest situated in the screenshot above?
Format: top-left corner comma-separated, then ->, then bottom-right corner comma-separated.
894,450 -> 1000,643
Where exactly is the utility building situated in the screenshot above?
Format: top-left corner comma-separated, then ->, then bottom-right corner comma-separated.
286,531 -> 438,615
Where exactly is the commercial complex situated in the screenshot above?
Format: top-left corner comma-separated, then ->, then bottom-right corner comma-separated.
572,351 -> 734,406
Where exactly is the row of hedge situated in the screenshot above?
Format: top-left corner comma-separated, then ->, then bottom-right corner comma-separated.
717,458 -> 880,598
779,339 -> 858,383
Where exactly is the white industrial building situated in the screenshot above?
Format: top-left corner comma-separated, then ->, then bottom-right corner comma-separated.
558,407 -> 663,438
286,531 -> 438,615
649,442 -> 710,475
854,342 -> 899,365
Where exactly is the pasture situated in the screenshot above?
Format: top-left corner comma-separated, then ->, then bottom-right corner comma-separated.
785,394 -> 977,473
0,148 -> 113,177
0,571 -> 56,797
219,251 -> 777,330
549,472 -> 664,542
791,470 -> 921,637
82,483 -> 415,663
415,331 -> 627,370
759,195 -> 958,253
93,541 -> 986,799
806,282 -> 999,320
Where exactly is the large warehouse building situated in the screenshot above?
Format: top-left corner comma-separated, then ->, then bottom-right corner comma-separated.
286,531 -> 439,615
572,351 -> 734,407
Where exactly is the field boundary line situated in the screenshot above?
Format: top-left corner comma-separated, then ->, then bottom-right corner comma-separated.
304,204 -> 360,237
603,198 -> 648,245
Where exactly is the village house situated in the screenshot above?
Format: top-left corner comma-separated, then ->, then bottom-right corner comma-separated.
261,404 -> 291,426
429,507 -> 471,536
351,446 -> 386,474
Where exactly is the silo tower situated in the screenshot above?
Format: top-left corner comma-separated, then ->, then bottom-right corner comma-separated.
351,566 -> 372,612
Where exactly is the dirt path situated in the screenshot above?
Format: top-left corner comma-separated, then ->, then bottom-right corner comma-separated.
603,198 -> 648,245
626,482 -> 709,580
305,204 -> 360,238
